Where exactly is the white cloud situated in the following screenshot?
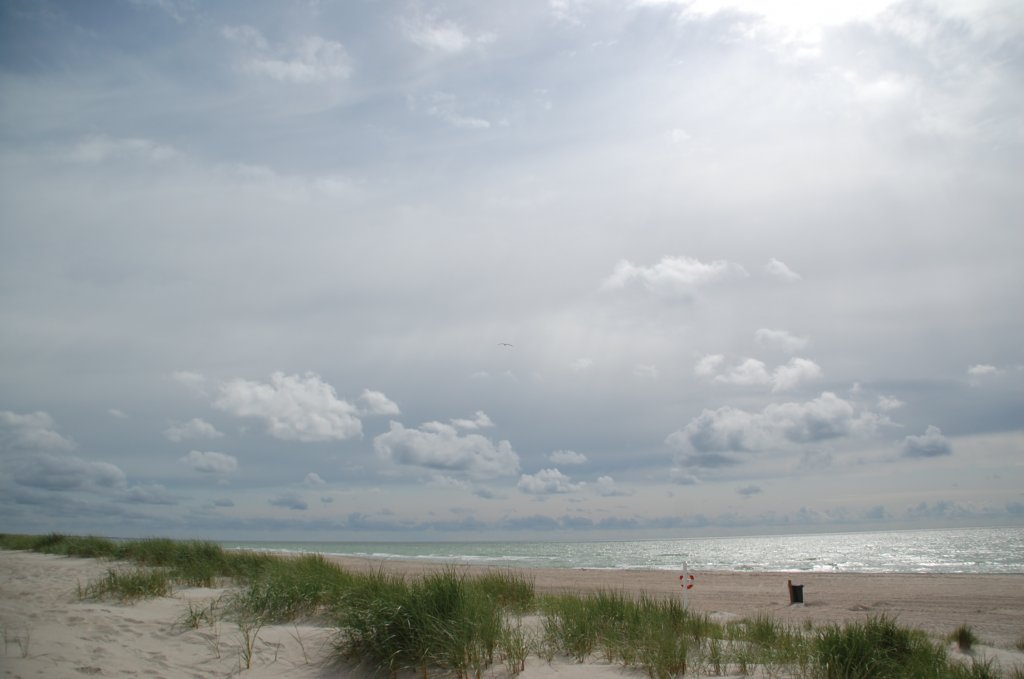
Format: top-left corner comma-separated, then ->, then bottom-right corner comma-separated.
401,12 -> 494,53
549,449 -> 588,465
703,357 -> 822,391
163,418 -> 223,442
668,392 -> 884,464
667,128 -> 692,144
415,92 -> 491,129
764,258 -> 802,281
902,425 -> 953,458
374,420 -> 520,479
518,468 -> 584,494
70,135 -> 180,164
214,371 -> 362,442
358,389 -> 401,416
12,453 -> 127,491
694,354 -> 725,377
303,472 -> 326,488
877,395 -> 905,411
771,357 -> 823,392
171,370 -> 208,395
967,364 -> 999,376
178,450 -> 239,474
754,328 -> 808,353
603,255 -> 746,297
451,410 -> 494,430
223,25 -> 352,83
0,411 -> 76,452
595,475 -> 628,496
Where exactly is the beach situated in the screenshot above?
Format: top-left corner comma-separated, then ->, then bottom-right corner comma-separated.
2,549 -> 1022,678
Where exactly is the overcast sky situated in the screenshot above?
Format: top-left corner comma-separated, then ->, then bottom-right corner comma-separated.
1,0 -> 1022,541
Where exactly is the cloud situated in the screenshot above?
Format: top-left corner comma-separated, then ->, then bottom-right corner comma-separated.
374,420 -> 520,479
178,450 -> 239,474
401,12 -> 494,53
737,484 -> 762,497
303,472 -> 326,488
967,364 -> 999,376
902,425 -> 953,458
223,25 -> 353,83
549,449 -> 588,465
602,255 -> 746,297
754,328 -> 809,353
414,92 -> 491,129
668,392 -> 883,462
171,371 -> 208,395
269,493 -> 308,511
12,453 -> 126,491
163,418 -> 223,442
70,135 -> 180,164
213,498 -> 235,508
877,395 -> 905,411
122,484 -> 177,505
108,409 -> 128,419
701,357 -> 823,391
518,468 -> 584,494
764,258 -> 802,281
595,475 -> 628,496
358,389 -> 401,416
0,411 -> 76,452
214,372 -> 362,442
450,411 -> 494,430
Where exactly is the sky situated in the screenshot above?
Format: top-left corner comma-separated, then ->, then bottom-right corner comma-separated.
1,0 -> 1022,542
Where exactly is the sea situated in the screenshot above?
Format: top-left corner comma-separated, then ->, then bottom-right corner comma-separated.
221,526 -> 1024,575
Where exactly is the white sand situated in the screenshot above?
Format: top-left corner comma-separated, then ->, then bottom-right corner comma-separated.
2,550 -> 1022,678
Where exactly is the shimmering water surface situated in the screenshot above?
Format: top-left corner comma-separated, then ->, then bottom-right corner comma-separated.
222,526 -> 1024,574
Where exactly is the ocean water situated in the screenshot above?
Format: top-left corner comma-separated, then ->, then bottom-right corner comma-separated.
221,526 -> 1024,574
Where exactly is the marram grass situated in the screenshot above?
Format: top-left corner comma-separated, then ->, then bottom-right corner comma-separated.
4,533 -> 1023,678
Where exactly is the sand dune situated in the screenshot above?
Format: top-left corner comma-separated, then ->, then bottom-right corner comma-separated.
2,550 -> 1022,678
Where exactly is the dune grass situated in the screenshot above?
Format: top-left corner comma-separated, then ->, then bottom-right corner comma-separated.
3,532 -> 1022,678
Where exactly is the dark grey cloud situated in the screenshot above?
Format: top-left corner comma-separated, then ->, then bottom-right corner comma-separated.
268,493 -> 308,511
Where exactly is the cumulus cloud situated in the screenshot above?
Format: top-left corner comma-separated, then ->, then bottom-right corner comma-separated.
223,25 -> 352,83
549,449 -> 588,465
0,411 -> 76,452
754,328 -> 809,353
967,364 -> 999,376
602,255 -> 746,298
595,475 -> 628,496
12,453 -> 126,491
518,468 -> 584,494
700,357 -> 823,392
737,484 -> 763,497
215,371 -> 363,442
450,411 -> 494,430
570,357 -> 594,371
358,389 -> 401,416
902,425 -> 953,458
269,493 -> 308,511
764,258 -> 802,281
163,418 -> 223,442
668,392 -> 883,464
374,420 -> 520,479
178,450 -> 239,474
171,370 -> 208,395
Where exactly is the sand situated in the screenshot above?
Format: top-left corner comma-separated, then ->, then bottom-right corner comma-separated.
2,549 -> 1022,678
